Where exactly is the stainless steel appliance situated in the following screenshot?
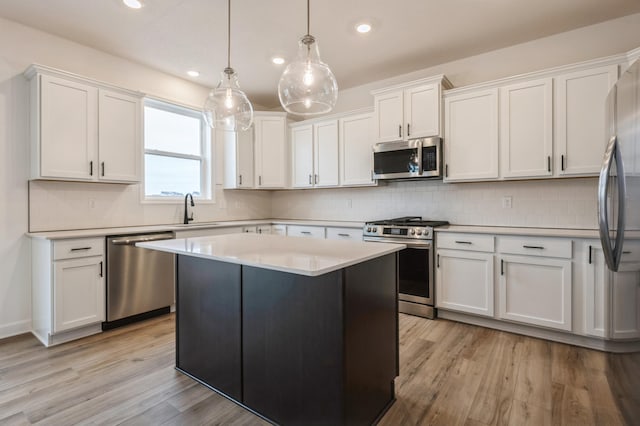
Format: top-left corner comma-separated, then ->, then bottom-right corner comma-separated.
105,232 -> 176,329
598,59 -> 640,423
363,216 -> 448,318
372,137 -> 442,180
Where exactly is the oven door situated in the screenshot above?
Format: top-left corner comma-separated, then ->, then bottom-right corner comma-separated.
373,140 -> 421,179
397,241 -> 434,307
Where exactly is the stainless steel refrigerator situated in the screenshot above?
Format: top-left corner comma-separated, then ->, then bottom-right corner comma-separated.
598,58 -> 640,422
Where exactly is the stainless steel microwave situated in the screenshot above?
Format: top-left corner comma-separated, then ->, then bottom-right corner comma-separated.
372,137 -> 442,180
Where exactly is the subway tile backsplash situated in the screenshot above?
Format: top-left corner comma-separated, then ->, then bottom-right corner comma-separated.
271,178 -> 600,229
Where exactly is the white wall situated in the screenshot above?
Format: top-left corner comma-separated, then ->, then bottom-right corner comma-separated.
0,16 -> 271,338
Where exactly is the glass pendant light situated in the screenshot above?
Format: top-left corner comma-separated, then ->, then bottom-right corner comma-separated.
203,0 -> 253,131
278,0 -> 338,116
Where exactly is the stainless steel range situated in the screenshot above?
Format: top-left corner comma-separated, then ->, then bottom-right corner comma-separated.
363,216 -> 448,319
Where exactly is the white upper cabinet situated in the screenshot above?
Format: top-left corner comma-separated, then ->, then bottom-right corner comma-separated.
499,78 -> 553,179
98,90 -> 141,182
339,112 -> 375,186
444,88 -> 499,181
291,120 -> 339,188
313,120 -> 339,187
291,124 -> 314,188
26,66 -> 142,183
554,64 -> 618,176
254,112 -> 289,189
372,76 -> 451,143
223,128 -> 254,189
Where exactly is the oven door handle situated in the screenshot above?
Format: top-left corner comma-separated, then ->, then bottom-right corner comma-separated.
401,242 -> 432,249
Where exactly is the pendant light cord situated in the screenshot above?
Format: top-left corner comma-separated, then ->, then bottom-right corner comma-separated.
227,0 -> 231,70
306,0 -> 310,36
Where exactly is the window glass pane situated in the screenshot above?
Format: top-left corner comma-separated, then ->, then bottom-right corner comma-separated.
144,106 -> 201,156
144,154 -> 201,197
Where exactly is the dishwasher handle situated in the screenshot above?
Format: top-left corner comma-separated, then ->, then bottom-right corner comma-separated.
110,233 -> 174,246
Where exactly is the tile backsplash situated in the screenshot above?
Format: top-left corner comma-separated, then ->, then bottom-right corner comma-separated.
29,181 -> 272,232
271,178 -> 600,229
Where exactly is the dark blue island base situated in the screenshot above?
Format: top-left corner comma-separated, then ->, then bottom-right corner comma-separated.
175,253 -> 399,425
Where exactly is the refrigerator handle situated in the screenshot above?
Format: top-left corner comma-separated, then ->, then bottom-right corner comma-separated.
598,135 -> 626,272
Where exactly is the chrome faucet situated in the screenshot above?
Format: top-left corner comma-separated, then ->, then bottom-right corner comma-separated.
183,193 -> 195,224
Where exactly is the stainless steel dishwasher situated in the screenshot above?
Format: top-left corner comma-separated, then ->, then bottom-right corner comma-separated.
104,232 -> 176,329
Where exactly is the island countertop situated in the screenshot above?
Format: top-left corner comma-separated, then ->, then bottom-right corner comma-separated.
137,233 -> 405,277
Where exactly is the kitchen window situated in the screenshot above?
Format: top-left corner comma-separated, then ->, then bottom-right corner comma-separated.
143,98 -> 213,201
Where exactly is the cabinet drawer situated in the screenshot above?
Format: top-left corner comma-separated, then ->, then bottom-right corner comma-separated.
271,225 -> 286,235
286,225 -> 325,239
498,236 -> 572,259
326,227 -> 363,241
620,241 -> 640,264
436,233 -> 494,252
53,238 -> 104,260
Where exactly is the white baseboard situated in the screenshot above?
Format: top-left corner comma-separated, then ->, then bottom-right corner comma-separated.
0,319 -> 32,340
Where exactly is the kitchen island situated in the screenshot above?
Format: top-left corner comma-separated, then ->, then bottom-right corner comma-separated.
138,233 -> 404,425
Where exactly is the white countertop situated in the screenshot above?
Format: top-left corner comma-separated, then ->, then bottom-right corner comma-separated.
137,233 -> 404,277
27,219 -> 365,240
436,225 -> 603,238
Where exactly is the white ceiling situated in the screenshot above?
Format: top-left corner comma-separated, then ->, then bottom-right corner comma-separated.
1,0 -> 639,108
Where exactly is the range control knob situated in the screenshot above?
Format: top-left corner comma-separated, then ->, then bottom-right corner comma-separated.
366,227 -> 371,232
373,227 -> 377,232
410,229 -> 416,235
417,230 -> 423,236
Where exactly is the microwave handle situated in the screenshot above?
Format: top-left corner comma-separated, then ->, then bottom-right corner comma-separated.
417,139 -> 423,175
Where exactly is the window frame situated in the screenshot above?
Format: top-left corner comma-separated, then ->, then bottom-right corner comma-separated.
141,97 -> 214,204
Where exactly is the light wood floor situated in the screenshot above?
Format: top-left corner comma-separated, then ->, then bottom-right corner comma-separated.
1,314 -> 637,425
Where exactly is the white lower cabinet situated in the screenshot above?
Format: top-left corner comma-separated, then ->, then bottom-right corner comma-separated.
286,225 -> 325,239
32,237 -> 105,346
54,257 -> 105,332
611,265 -> 640,339
498,255 -> 572,331
325,227 -> 363,241
583,243 -> 610,337
436,249 -> 494,317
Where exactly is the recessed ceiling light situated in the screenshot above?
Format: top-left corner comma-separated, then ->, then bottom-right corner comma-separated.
187,70 -> 200,77
271,56 -> 285,65
122,0 -> 143,9
356,23 -> 372,33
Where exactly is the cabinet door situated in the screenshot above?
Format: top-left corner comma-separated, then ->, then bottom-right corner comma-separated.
314,120 -> 339,187
404,84 -> 440,138
339,113 -> 375,186
555,64 -> 618,176
499,255 -> 572,331
436,249 -> 494,317
222,129 -> 254,189
444,89 -> 499,181
53,257 -> 105,333
98,90 -> 141,182
291,124 -> 314,188
611,263 -> 640,339
255,116 -> 287,188
325,227 -> 363,241
374,91 -> 404,142
39,74 -> 97,180
583,243 -> 610,337
500,78 -> 553,178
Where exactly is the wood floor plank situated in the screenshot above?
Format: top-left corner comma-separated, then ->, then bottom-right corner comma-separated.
0,313 -> 636,425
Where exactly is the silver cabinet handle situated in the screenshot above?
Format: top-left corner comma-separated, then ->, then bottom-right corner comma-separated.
239,174 -> 242,185
455,241 -> 472,245
314,174 -> 318,184
101,162 -> 105,177
547,156 -> 551,172
309,174 -> 312,184
337,233 -> 350,237
301,231 -> 312,235
623,251 -> 632,254
523,245 -> 545,250
70,247 -> 92,251
398,124 -> 402,138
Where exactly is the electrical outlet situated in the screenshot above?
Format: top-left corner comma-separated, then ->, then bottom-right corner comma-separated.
502,196 -> 512,209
